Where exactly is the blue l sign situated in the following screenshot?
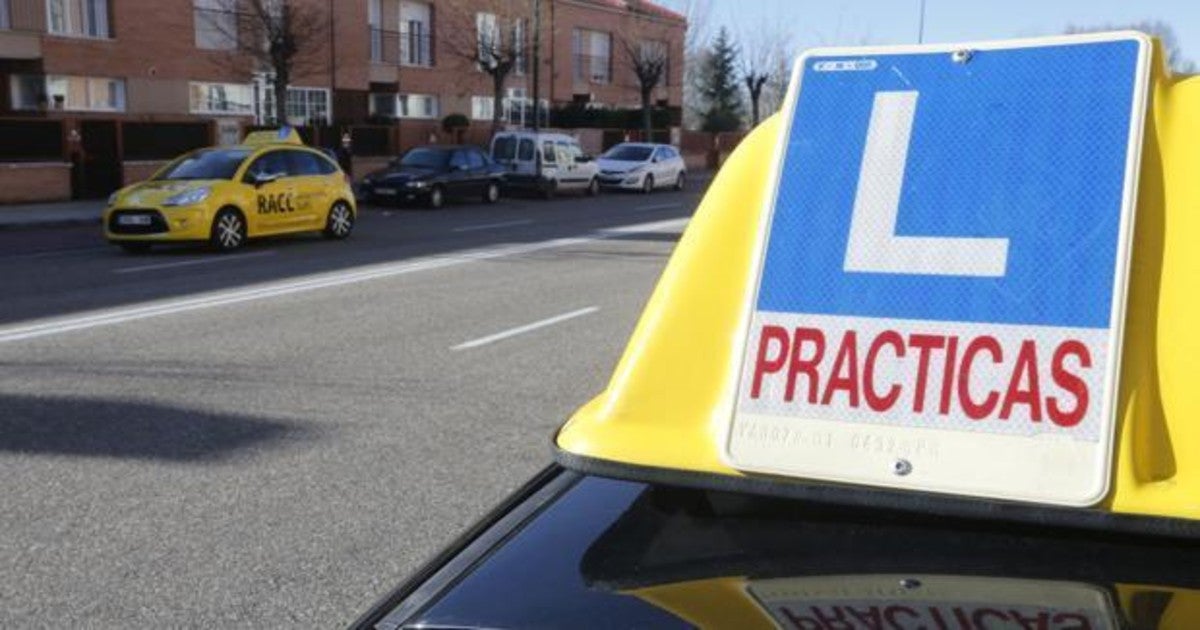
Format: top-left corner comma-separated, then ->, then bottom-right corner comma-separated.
728,34 -> 1151,507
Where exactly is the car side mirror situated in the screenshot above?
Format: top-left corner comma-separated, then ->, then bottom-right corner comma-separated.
253,172 -> 281,187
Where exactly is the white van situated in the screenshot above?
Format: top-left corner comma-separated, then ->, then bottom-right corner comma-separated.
490,131 -> 601,198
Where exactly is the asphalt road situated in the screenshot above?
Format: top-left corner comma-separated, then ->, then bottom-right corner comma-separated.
0,184 -> 701,627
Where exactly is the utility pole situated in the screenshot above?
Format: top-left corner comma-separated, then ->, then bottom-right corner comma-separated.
917,0 -> 926,44
532,0 -> 542,133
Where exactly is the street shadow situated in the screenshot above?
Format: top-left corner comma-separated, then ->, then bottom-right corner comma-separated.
0,392 -> 304,461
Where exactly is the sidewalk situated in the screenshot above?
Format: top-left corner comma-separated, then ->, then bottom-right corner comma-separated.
0,200 -> 105,231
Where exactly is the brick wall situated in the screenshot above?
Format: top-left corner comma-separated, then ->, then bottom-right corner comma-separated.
122,161 -> 169,186
0,162 -> 72,203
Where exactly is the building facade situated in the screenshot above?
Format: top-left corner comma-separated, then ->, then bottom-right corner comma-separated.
0,0 -> 686,202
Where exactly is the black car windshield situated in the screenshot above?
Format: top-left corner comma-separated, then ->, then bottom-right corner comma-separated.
401,148 -> 450,169
604,146 -> 653,162
156,149 -> 251,181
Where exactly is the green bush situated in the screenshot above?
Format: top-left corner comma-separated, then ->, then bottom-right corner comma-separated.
441,113 -> 470,133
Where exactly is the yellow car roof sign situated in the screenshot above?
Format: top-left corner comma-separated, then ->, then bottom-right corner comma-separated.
242,127 -> 304,146
554,32 -> 1200,536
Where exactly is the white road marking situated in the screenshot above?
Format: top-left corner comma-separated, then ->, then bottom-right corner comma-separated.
452,219 -> 533,233
0,217 -> 687,344
113,250 -> 276,274
634,202 -> 683,212
452,307 -> 599,351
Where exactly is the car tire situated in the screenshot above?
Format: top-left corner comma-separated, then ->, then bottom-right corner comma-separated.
641,174 -> 655,194
674,172 -> 686,191
210,207 -> 247,252
118,242 -> 152,254
323,201 -> 354,240
483,181 -> 501,204
427,185 -> 445,209
586,178 -> 600,196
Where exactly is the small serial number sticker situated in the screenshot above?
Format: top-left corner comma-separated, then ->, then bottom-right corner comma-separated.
813,59 -> 878,72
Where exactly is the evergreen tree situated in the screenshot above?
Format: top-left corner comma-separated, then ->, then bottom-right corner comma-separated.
698,28 -> 745,132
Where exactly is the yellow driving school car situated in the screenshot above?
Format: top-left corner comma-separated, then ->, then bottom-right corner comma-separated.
104,128 -> 356,253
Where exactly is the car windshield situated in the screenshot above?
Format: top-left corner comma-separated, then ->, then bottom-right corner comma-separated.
492,137 -> 517,161
604,146 -> 654,162
402,148 -> 449,168
156,149 -> 251,181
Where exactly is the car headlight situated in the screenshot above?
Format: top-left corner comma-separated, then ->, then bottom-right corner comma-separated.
162,187 -> 211,207
107,191 -> 120,206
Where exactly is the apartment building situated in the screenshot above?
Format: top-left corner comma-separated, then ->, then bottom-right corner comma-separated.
0,0 -> 685,202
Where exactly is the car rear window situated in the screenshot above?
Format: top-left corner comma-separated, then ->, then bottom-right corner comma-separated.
492,137 -> 517,161
604,145 -> 654,161
156,149 -> 251,181
402,148 -> 450,168
518,139 -> 534,161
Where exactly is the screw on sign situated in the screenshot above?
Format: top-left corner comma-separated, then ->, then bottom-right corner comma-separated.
726,33 -> 1151,506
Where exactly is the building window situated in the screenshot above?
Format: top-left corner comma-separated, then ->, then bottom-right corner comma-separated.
368,0 -> 382,61
194,0 -> 236,50
641,40 -> 669,86
189,82 -> 253,115
399,1 -> 432,67
471,95 -> 494,121
259,85 -> 330,126
572,28 -> 612,84
369,93 -> 395,117
12,74 -> 124,111
476,12 -> 499,68
513,18 -> 526,75
47,0 -> 110,38
398,94 -> 438,119
471,92 -> 546,126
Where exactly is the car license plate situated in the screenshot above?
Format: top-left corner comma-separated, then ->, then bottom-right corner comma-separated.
747,575 -> 1117,630
725,34 -> 1151,506
374,187 -> 397,196
117,215 -> 152,226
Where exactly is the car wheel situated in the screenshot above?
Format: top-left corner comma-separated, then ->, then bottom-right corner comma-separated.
483,181 -> 501,204
674,172 -> 686,191
118,242 -> 152,254
586,178 -> 600,196
210,207 -> 247,252
641,174 -> 655,194
427,185 -> 445,209
542,180 -> 557,200
323,201 -> 354,240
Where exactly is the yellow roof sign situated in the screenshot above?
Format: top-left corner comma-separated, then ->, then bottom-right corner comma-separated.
242,127 -> 304,146
554,34 -> 1200,534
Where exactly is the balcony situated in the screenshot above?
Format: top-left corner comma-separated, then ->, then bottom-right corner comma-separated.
369,27 -> 434,68
572,53 -> 612,85
0,0 -> 45,59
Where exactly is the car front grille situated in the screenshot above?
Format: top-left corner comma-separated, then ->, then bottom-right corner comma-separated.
108,209 -> 169,235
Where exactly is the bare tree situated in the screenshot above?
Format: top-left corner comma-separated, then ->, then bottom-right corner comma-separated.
1067,21 -> 1195,74
679,0 -> 712,130
738,22 -> 791,126
619,11 -> 674,140
441,0 -> 529,133
198,0 -> 329,125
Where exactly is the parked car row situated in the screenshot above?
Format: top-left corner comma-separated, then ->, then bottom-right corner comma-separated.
358,133 -> 689,209
101,127 -> 690,254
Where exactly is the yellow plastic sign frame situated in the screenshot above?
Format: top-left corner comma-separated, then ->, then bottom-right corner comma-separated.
554,36 -> 1200,533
